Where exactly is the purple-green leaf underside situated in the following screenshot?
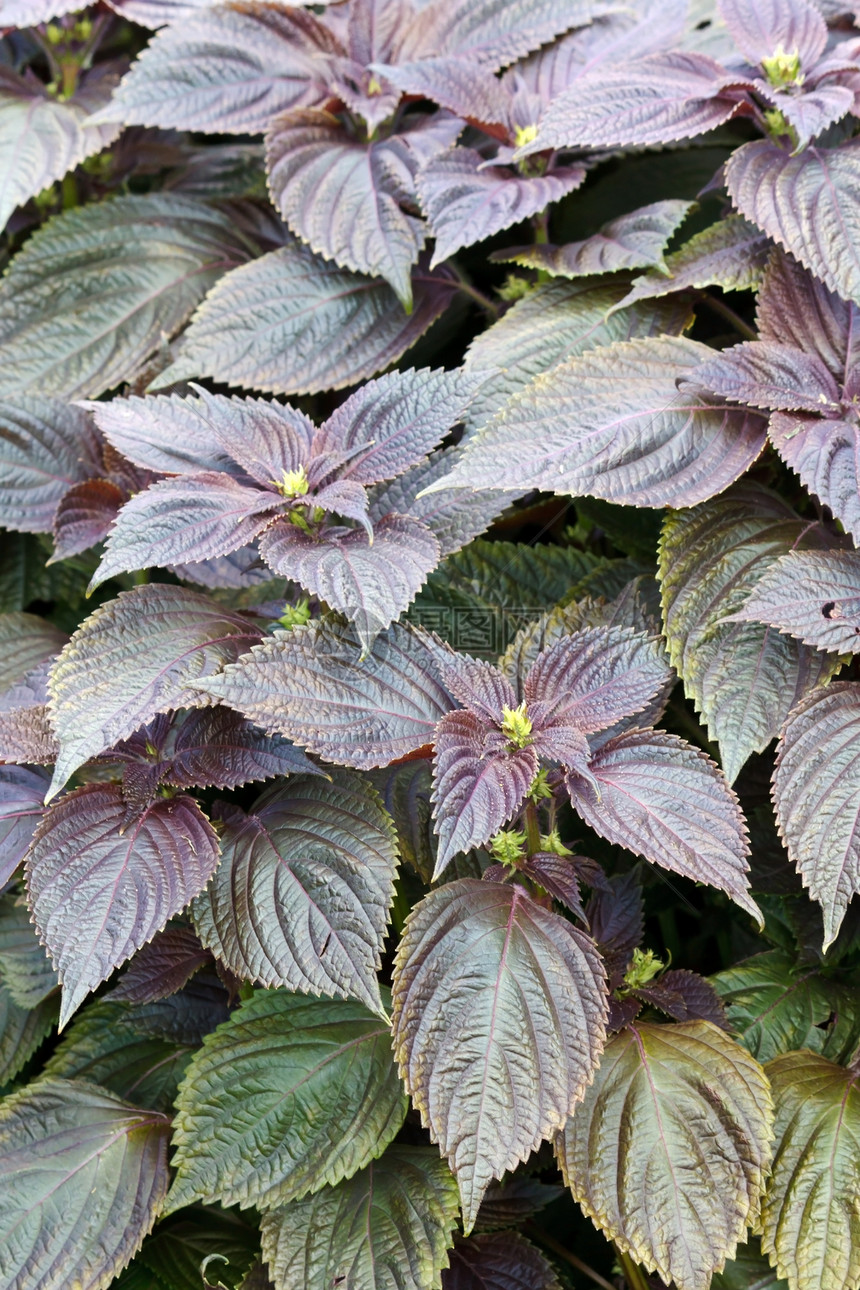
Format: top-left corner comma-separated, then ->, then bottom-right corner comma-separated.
392,879 -> 607,1232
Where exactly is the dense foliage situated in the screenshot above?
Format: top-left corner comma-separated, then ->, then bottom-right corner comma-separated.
3,0 -> 860,1288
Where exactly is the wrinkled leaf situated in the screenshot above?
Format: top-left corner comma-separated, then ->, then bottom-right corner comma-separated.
111,927 -> 212,1005
503,199 -> 694,279
392,879 -> 607,1231
557,1021 -> 774,1290
0,397 -> 100,535
168,989 -> 407,1211
618,214 -> 771,308
0,893 -> 58,1009
442,1231 -> 562,1290
731,548 -> 860,654
0,764 -> 49,892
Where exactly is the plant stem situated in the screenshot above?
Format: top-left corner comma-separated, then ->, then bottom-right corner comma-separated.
533,208 -> 550,244
697,292 -> 757,341
453,272 -> 500,319
617,1248 -> 651,1290
522,801 -> 542,857
523,1224 -> 616,1290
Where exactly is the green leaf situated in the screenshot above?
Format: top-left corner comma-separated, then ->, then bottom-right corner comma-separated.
0,980 -> 57,1083
193,772 -> 398,1014
128,1206 -> 262,1290
761,1052 -> 860,1290
0,1076 -> 170,1290
155,238 -> 456,396
0,194 -> 258,401
392,879 -> 607,1233
712,1237 -> 788,1290
557,1021 -> 774,1290
0,892 -> 58,1009
260,1145 -> 459,1290
42,996 -> 208,1113
167,989 -> 407,1212
659,484 -> 835,783
712,950 -> 860,1064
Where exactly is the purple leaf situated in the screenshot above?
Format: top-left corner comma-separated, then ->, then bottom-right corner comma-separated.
731,548 -> 860,654
259,513 -> 440,647
774,681 -> 860,949
0,63 -> 121,233
83,392 -> 248,477
567,729 -> 760,922
156,239 -> 457,396
502,199 -> 694,279
91,474 -> 279,589
418,148 -> 586,267
111,927 -> 212,1004
90,5 -> 338,134
193,772 -> 398,1012
314,367 -> 478,487
442,1231 -> 562,1290
26,782 -> 220,1027
266,110 -> 431,308
617,214 -> 771,309
755,249 -> 860,383
0,396 -> 101,535
0,194 -> 259,402
376,56 -> 512,125
397,0 -> 607,69
526,51 -> 748,151
433,649 -> 517,723
369,446 -> 517,558
770,411 -> 860,543
633,968 -> 729,1027
0,0 -> 83,23
199,618 -> 454,769
432,336 -> 768,507
0,765 -> 49,892
170,546 -> 273,592
162,707 -> 319,788
770,81 -> 855,149
688,340 -> 841,413
0,696 -> 57,767
52,480 -> 126,563
725,138 -> 860,309
392,879 -> 606,1231
586,870 -> 644,987
431,709 -> 538,876
524,625 -> 671,736
519,852 -> 591,920
716,0 -> 828,67
48,584 -> 262,797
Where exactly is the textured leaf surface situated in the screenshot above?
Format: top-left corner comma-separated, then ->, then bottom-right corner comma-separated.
557,1022 -> 773,1290
200,619 -> 453,769
761,1052 -> 860,1290
619,215 -> 771,308
659,487 -> 834,782
774,682 -> 860,949
398,0 -> 603,66
0,1077 -> 170,1290
0,764 -> 49,891
0,611 -> 67,692
168,989 -> 407,1211
27,783 -> 220,1027
442,1231 -> 562,1290
0,0 -> 82,23
717,0 -> 827,66
157,240 -> 456,395
392,879 -> 607,1231
259,514 -> 440,646
436,337 -> 767,506
690,340 -> 840,413
0,980 -> 57,1084
567,730 -> 760,922
418,148 -> 585,267
506,199 -> 694,279
529,51 -> 744,150
0,65 -> 120,232
261,1145 -> 459,1290
48,584 -> 261,795
0,893 -> 58,1009
712,949 -> 860,1063
0,194 -> 256,401
726,139 -> 860,308
755,248 -> 860,377
463,280 -> 690,431
769,411 -> 860,545
0,396 -> 99,535
111,928 -> 211,1005
193,772 -> 397,1012
731,548 -> 860,653
94,5 -> 336,134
